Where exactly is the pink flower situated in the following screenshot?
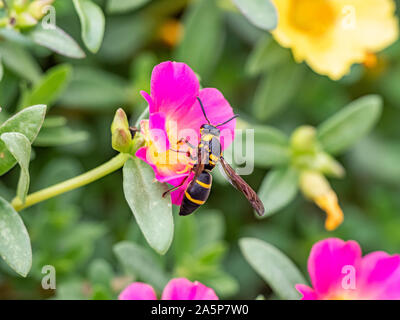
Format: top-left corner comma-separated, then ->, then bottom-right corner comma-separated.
136,61 -> 236,205
296,238 -> 400,300
118,278 -> 219,300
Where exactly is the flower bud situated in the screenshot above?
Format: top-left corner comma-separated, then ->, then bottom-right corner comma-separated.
16,12 -> 37,28
111,108 -> 132,153
290,125 -> 318,153
13,0 -> 28,11
28,0 -> 54,20
299,170 -> 344,231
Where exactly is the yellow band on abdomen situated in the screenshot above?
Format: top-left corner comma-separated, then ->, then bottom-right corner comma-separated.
185,191 -> 205,205
196,180 -> 211,189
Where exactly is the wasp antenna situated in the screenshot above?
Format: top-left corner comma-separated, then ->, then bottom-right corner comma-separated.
216,114 -> 239,127
197,97 -> 211,125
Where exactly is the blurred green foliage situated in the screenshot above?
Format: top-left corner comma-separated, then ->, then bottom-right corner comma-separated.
0,0 -> 400,300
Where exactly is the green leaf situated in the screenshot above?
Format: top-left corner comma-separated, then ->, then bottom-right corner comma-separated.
196,242 -> 227,266
0,105 -> 46,176
88,259 -> 113,288
203,270 -> 239,298
246,36 -> 291,76
91,284 -> 112,300
253,63 -> 304,121
196,211 -> 225,249
114,241 -> 169,292
233,0 -> 278,31
99,14 -> 156,62
0,56 -> 3,82
258,167 -> 298,217
317,95 -> 383,155
0,197 -> 32,277
173,215 -> 197,265
73,0 -> 105,53
123,157 -> 174,254
107,0 -> 151,13
34,126 -> 89,147
225,10 -> 264,45
54,281 -> 86,300
350,137 -> 400,185
0,42 -> 41,83
175,0 -> 223,79
20,64 -> 72,109
42,116 -> 67,128
0,133 -> 31,203
236,124 -> 290,168
59,67 -> 129,110
239,238 -> 306,300
29,25 -> 86,59
380,64 -> 400,107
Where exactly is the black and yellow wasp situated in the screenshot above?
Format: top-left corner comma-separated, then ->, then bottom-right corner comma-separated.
163,97 -> 265,217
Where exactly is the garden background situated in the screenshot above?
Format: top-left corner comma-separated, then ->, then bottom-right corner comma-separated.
1,0 -> 400,300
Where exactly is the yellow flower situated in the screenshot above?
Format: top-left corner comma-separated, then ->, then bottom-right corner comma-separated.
270,0 -> 399,80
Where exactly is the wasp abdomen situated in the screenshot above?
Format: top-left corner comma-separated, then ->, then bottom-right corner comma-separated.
179,170 -> 212,216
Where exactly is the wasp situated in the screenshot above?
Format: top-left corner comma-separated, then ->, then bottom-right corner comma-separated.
163,97 -> 265,217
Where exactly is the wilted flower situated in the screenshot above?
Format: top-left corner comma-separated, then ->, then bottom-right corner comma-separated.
119,278 -> 219,300
270,0 -> 399,79
291,126 -> 345,231
136,61 -> 236,205
297,238 -> 400,300
299,170 -> 343,231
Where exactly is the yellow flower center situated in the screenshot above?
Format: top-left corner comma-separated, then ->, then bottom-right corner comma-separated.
289,0 -> 337,36
140,119 -> 195,177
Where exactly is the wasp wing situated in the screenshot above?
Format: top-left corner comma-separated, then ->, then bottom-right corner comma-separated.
219,157 -> 265,216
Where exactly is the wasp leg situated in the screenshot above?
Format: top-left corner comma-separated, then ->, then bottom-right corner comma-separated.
162,175 -> 190,198
176,161 -> 196,174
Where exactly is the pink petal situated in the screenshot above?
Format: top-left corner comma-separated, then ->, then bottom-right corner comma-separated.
308,238 -> 362,297
161,278 -> 218,300
140,91 -> 156,114
358,252 -> 400,300
150,61 -> 200,115
149,112 -> 170,152
168,172 -> 194,205
170,188 -> 185,206
169,88 -> 236,151
198,88 -> 236,150
118,282 -> 157,300
295,284 -> 318,300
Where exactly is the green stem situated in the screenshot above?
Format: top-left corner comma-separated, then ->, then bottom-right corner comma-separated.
12,153 -> 130,212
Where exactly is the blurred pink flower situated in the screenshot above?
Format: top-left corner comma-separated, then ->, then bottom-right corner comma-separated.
297,238 -> 400,300
136,61 -> 236,205
119,278 -> 219,300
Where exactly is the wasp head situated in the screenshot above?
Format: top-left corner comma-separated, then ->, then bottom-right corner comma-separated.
200,124 -> 220,136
